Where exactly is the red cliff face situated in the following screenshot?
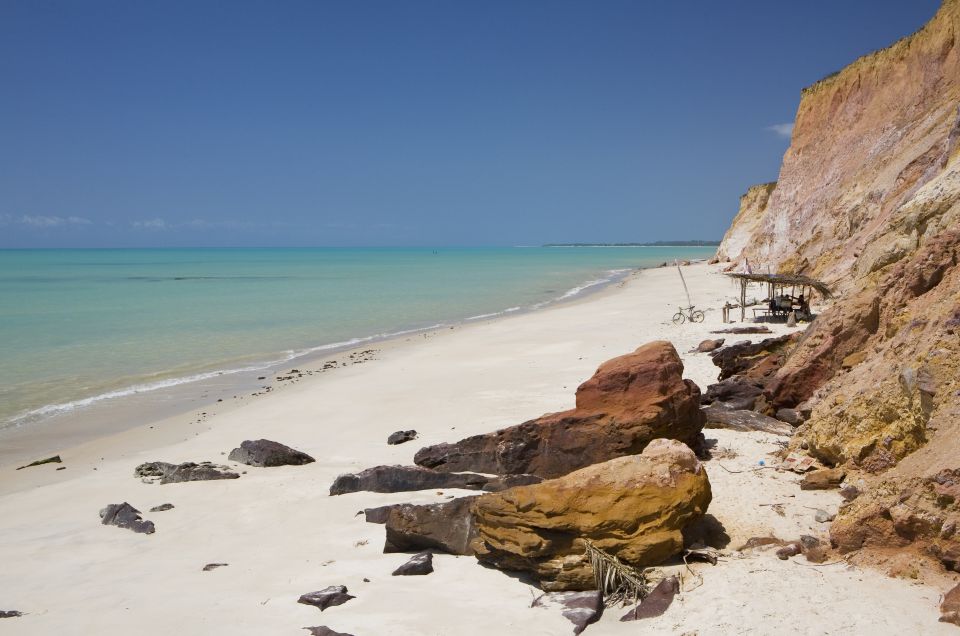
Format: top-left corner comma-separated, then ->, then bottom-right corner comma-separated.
720,0 -> 960,291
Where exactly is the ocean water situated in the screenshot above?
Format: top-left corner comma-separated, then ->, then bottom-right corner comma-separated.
0,246 -> 713,430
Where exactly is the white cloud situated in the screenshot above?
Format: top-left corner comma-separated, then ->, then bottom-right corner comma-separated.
767,123 -> 794,138
4,214 -> 93,228
131,218 -> 168,230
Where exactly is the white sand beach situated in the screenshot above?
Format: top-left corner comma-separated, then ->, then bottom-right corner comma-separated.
0,263 -> 954,635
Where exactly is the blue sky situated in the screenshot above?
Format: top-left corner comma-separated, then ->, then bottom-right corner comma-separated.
0,0 -> 941,248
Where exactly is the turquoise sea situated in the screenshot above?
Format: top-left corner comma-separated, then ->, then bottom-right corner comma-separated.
0,247 -> 714,430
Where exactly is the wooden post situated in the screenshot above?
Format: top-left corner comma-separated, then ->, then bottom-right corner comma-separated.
740,279 -> 746,322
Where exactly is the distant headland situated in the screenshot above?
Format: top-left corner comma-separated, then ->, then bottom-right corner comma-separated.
543,240 -> 720,247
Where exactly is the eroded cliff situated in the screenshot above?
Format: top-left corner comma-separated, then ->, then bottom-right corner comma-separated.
716,0 -> 960,574
720,0 -> 960,290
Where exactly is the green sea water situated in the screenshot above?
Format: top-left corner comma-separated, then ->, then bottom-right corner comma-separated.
0,246 -> 713,429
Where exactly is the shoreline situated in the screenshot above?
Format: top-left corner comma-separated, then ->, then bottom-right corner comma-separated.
0,263 -> 641,469
1,262 -> 951,635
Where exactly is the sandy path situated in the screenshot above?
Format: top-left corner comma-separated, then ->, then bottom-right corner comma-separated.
0,263 -> 953,635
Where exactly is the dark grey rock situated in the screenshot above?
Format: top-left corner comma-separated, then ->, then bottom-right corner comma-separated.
387,430 -> 418,445
384,496 -> 479,555
202,563 -> 228,571
701,376 -> 764,410
392,551 -> 434,576
701,405 -> 793,436
100,503 -> 155,534
364,504 -> 401,524
150,503 -> 175,512
303,627 -> 355,636
298,586 -> 355,611
16,455 -> 62,470
620,576 -> 680,621
227,439 -> 314,467
775,408 -> 805,426
329,464 -> 495,495
0,611 -> 23,618
814,509 -> 835,523
135,461 -> 239,484
532,591 -> 603,635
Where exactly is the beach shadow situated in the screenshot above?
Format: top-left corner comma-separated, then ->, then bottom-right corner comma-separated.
683,514 -> 731,550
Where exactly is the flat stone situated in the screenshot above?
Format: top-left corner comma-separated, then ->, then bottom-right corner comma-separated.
387,430 -> 418,445
202,563 -> 228,571
701,405 -> 793,436
16,455 -> 62,470
620,576 -> 680,621
329,465 -> 497,495
303,628 -> 355,636
532,591 -> 603,635
150,503 -> 175,512
0,611 -> 23,618
391,551 -> 434,576
100,502 -> 155,534
135,461 -> 239,484
298,586 -> 355,612
227,439 -> 314,467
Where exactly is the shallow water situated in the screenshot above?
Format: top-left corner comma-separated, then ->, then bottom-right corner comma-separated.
0,246 -> 713,428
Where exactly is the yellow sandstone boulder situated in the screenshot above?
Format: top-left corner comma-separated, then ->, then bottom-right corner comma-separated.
472,439 -> 711,591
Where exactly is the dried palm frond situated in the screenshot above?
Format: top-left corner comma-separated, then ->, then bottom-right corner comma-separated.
583,539 -> 656,607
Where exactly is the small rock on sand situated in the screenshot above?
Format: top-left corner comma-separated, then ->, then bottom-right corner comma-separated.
202,563 -> 228,571
150,503 -> 175,512
940,583 -> 960,625
620,576 -> 680,621
815,509 -> 836,523
800,468 -> 846,490
100,503 -> 155,534
298,586 -> 355,612
391,551 -> 434,576
227,439 -> 315,467
387,430 -> 418,445
16,455 -> 62,470
0,611 -> 23,618
532,591 -> 603,635
776,543 -> 801,560
303,627 -> 355,636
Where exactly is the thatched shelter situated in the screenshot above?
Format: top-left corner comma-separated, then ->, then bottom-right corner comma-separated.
725,272 -> 833,322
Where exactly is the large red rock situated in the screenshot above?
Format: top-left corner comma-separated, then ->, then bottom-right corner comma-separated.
414,341 -> 704,479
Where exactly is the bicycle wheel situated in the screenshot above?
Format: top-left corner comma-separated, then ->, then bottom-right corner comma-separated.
672,311 -> 685,325
691,310 -> 705,323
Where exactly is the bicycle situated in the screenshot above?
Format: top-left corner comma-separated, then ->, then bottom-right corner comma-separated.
672,305 -> 704,324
